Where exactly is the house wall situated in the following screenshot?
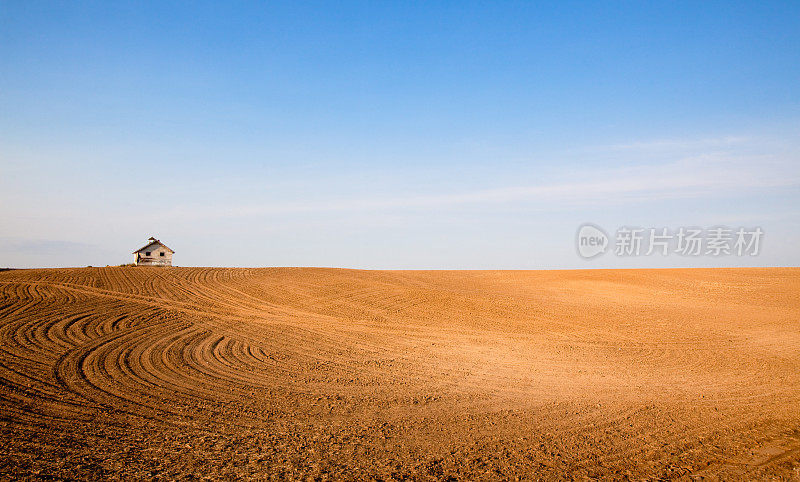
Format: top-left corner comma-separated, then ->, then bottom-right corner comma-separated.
134,244 -> 173,266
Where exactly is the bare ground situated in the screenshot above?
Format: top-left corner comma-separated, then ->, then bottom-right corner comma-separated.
0,267 -> 799,480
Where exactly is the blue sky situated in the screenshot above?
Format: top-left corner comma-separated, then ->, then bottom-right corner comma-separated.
1,1 -> 799,268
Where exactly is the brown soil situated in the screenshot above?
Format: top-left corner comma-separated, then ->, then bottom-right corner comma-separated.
0,267 -> 799,480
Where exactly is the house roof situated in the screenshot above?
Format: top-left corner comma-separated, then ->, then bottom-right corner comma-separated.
132,239 -> 175,254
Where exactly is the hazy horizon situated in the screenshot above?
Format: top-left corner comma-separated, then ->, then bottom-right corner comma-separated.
2,2 -> 799,269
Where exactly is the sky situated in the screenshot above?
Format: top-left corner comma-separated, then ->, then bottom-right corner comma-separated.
1,1 -> 799,269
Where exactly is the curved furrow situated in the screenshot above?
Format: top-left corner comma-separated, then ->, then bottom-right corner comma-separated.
52,317 -> 207,428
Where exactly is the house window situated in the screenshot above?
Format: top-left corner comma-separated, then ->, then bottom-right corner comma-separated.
160,252 -> 165,257
145,251 -> 151,256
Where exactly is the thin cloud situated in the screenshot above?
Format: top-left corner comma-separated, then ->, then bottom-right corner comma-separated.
165,153 -> 800,220
604,136 -> 750,151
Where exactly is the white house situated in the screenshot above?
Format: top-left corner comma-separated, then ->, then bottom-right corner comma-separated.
133,237 -> 174,266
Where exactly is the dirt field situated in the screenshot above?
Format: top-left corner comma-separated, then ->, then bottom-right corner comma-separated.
0,267 -> 798,479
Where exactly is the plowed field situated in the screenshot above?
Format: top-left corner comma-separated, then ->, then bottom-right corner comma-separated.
0,267 -> 798,479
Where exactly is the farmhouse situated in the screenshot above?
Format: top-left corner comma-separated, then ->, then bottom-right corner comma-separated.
133,237 -> 174,266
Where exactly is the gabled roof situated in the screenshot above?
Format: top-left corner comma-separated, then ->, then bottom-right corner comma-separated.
132,238 -> 175,254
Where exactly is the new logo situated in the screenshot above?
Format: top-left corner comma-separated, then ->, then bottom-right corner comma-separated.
576,223 -> 609,259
